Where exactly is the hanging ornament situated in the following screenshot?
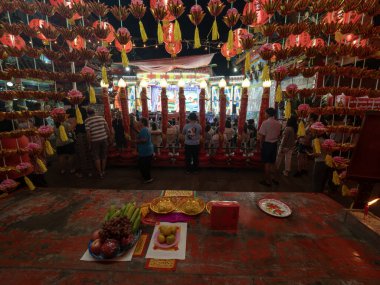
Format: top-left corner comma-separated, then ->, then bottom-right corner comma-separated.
243,1 -> 269,27
168,0 -> 185,42
24,176 -> 36,191
189,5 -> 205,49
151,1 -> 167,44
162,22 -> 175,44
297,120 -> 306,137
36,158 -> 48,173
207,0 -> 226,41
233,28 -> 248,54
110,5 -> 130,22
240,33 -> 255,72
261,64 -> 270,82
96,47 -> 111,85
284,100 -> 291,119
275,84 -> 282,103
115,27 -> 132,68
44,140 -> 55,156
92,21 -> 115,43
223,8 -> 240,50
0,34 -> 26,50
221,42 -> 237,66
129,0 -> 148,43
325,154 -> 334,168
165,41 -> 182,57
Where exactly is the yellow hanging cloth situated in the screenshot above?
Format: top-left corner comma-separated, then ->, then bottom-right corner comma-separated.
212,18 -> 219,40
44,140 -> 54,155
325,154 -> 333,167
313,138 -> 321,154
275,85 -> 282,103
227,29 -> 233,50
332,171 -> 341,185
174,19 -> 182,41
244,53 -> 250,73
89,85 -> 96,104
36,158 -> 48,173
342,185 -> 350,196
75,106 -> 83,125
24,176 -> 36,191
121,49 -> 129,67
194,26 -> 201,49
59,124 -> 68,142
261,64 -> 270,81
139,20 -> 148,43
284,100 -> 291,119
157,22 -> 164,44
101,66 -> 108,85
297,120 -> 305,137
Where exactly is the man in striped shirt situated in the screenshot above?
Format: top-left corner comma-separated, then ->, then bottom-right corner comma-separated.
85,107 -> 111,178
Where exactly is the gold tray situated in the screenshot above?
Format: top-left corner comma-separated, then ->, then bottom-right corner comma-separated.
149,197 -> 176,214
176,197 -> 205,216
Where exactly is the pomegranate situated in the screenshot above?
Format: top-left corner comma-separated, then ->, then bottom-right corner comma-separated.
90,239 -> 102,256
100,239 -> 120,258
121,235 -> 134,248
91,229 -> 102,241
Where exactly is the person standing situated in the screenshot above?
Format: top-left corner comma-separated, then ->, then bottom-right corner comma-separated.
258,108 -> 282,186
136,118 -> 154,183
85,108 -> 110,179
276,116 -> 297,176
182,112 -> 202,174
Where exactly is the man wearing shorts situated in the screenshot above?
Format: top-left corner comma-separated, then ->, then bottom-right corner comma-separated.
258,108 -> 282,186
85,107 -> 111,178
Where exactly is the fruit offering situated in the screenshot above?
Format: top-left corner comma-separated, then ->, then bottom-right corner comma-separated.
88,202 -> 142,259
157,225 -> 178,245
150,197 -> 176,214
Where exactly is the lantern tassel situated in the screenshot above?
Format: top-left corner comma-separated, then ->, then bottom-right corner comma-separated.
275,85 -> 282,103
342,185 -> 350,196
101,66 -> 108,85
24,176 -> 36,191
244,53 -> 250,73
36,158 -> 48,173
194,26 -> 201,49
157,22 -> 164,44
332,171 -> 341,185
211,18 -> 219,40
262,64 -> 270,81
121,49 -> 129,68
284,100 -> 291,119
59,124 -> 68,142
44,140 -> 54,156
89,85 -> 96,104
297,120 -> 305,137
174,19 -> 182,41
325,154 -> 334,168
76,106 -> 83,125
227,29 -> 233,50
139,20 -> 148,43
313,138 -> 321,154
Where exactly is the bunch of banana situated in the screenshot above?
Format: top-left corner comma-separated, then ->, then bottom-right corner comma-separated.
104,202 -> 141,233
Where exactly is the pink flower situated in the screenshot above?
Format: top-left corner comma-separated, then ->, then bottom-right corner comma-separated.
38,125 -> 54,134
311,122 -> 326,129
240,33 -> 254,40
260,43 -> 273,52
0,179 -> 18,191
276,66 -> 288,73
322,139 -> 336,148
117,27 -> 130,37
68,89 -> 83,98
131,0 -> 143,5
171,0 -> 183,5
333,156 -> 346,164
81,66 -> 95,75
16,162 -> 32,171
28,143 -> 40,151
297,104 -> 310,112
190,4 -> 202,13
96,46 -> 109,53
227,8 -> 238,17
286,84 -> 298,92
51,108 -> 66,116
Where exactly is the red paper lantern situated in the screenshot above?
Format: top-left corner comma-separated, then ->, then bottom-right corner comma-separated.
340,11 -> 362,24
272,43 -> 282,51
221,43 -> 237,60
115,40 -> 133,53
309,38 -> 325,47
92,21 -> 115,43
344,33 -> 358,43
165,41 -> 182,57
29,19 -> 50,41
233,28 -> 248,51
285,32 -> 311,48
0,33 -> 26,50
352,39 -> 368,47
162,22 -> 175,44
66,36 -> 85,50
243,1 -> 269,27
150,0 -> 175,21
323,12 -> 339,24
49,0 -> 82,20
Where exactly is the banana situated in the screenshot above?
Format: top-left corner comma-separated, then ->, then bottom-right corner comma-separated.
127,204 -> 135,219
122,203 -> 132,216
105,205 -> 117,221
130,208 -> 140,224
132,216 -> 140,233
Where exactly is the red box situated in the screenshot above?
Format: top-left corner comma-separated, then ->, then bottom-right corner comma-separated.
210,201 -> 240,231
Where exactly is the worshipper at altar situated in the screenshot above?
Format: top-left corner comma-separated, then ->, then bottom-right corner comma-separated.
276,116 -> 297,177
183,112 -> 202,174
150,122 -> 162,153
136,118 -> 154,183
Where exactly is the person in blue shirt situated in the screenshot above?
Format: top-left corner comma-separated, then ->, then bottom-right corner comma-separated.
136,117 -> 154,183
182,112 -> 202,174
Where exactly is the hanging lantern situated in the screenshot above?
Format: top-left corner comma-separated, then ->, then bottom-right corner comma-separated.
50,0 -> 82,21
150,0 -> 175,21
285,31 -> 311,48
0,33 -> 26,50
165,41 -> 182,57
189,4 -> 205,49
223,8 -> 240,50
110,5 -> 130,22
92,21 -> 115,43
309,38 -> 325,48
207,0 -> 226,41
167,0 -> 185,42
129,0 -> 148,43
66,36 -> 85,50
221,43 -> 237,64
162,22 -> 175,44
240,33 -> 256,72
340,11 -> 362,24
233,28 -> 248,54
28,19 -> 53,43
115,40 -> 133,53
151,1 -> 167,44
243,1 -> 269,27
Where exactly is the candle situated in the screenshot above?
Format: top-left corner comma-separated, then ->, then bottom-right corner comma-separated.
363,198 -> 379,219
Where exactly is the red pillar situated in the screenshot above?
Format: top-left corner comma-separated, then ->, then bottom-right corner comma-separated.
237,87 -> 248,148
119,87 -> 130,138
258,87 -> 270,130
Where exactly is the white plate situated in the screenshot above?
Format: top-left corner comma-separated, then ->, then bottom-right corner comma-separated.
257,198 -> 292,218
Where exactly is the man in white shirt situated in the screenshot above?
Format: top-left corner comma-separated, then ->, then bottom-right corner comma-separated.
258,108 -> 282,186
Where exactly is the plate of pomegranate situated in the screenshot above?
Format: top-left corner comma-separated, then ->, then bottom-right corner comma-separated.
257,198 -> 292,218
88,202 -> 142,259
